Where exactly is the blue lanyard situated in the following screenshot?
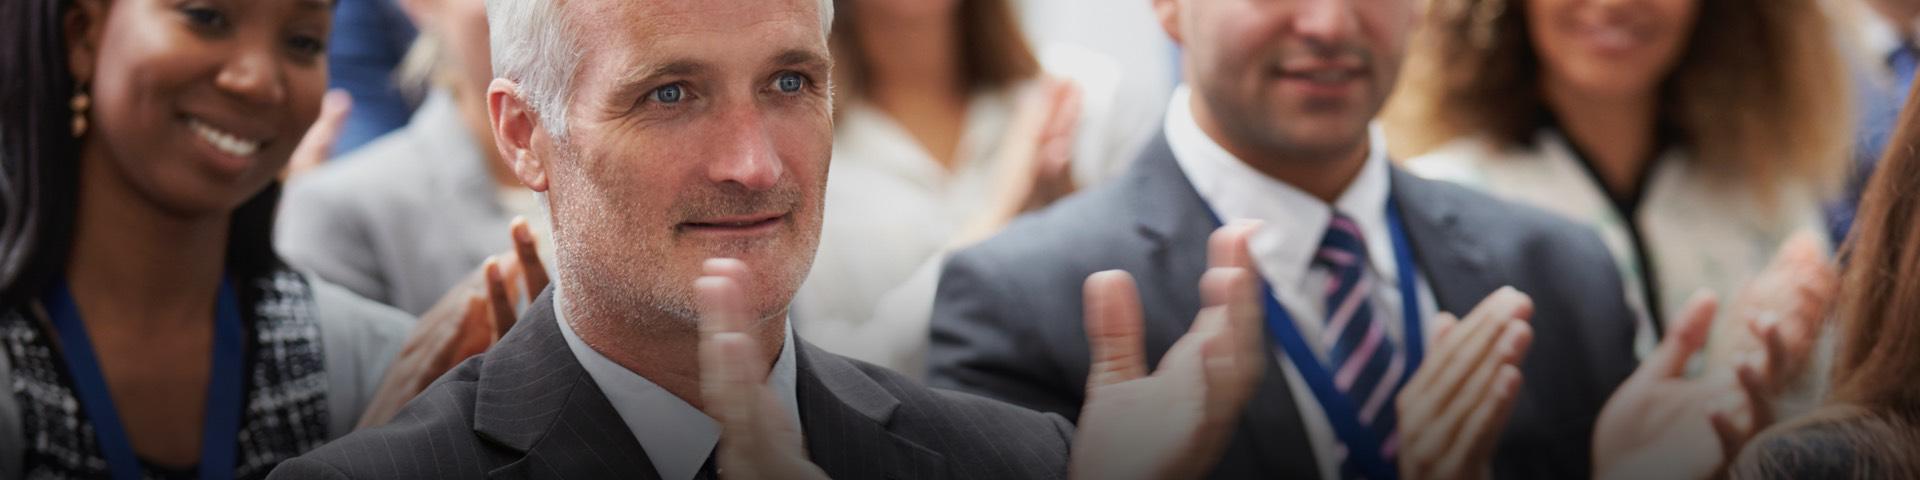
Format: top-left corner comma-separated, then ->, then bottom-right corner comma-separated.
1210,201 -> 1425,480
42,276 -> 245,480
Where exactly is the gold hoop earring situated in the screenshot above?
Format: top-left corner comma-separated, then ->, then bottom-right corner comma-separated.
70,84 -> 91,138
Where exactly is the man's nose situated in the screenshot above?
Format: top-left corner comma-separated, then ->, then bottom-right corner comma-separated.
705,103 -> 786,191
1293,0 -> 1362,46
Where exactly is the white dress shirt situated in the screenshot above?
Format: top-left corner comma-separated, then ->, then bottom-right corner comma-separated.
553,285 -> 801,480
1165,85 -> 1440,480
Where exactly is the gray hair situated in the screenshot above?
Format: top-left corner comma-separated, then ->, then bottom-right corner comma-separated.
485,0 -> 835,137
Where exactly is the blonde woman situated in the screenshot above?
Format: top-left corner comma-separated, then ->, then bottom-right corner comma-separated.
1385,0 -> 1849,371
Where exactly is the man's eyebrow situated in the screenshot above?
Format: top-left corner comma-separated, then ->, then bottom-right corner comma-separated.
605,60 -> 709,109
771,49 -> 832,70
621,60 -> 710,85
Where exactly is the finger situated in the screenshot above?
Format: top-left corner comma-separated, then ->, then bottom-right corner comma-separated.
1401,312 -> 1460,395
1441,323 -> 1530,424
704,257 -> 752,284
1710,409 -> 1749,463
1746,317 -> 1790,391
510,216 -> 551,295
1406,289 -> 1527,405
1084,270 -> 1150,389
1435,364 -> 1523,477
1431,312 -> 1460,345
434,296 -> 492,384
1648,290 -> 1718,379
702,331 -> 769,431
1737,356 -> 1775,429
1044,80 -> 1085,141
1208,221 -> 1261,271
697,274 -> 752,341
1201,268 -> 1265,422
484,257 -> 519,338
1222,267 -> 1266,381
284,89 -> 352,180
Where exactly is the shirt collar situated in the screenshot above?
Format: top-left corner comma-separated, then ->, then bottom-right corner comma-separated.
1164,84 -> 1399,286
552,282 -> 802,480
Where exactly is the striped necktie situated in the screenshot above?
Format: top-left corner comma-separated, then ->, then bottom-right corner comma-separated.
1314,213 -> 1405,477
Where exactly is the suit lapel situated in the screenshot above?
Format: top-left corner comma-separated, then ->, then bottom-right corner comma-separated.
1127,135 -> 1321,478
796,341 -> 948,480
1389,169 -> 1503,315
472,289 -> 661,480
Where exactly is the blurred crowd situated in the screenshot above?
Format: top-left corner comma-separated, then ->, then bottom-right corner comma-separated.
2,0 -> 1918,478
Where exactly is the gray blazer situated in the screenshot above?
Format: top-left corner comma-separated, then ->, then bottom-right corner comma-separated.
276,91 -> 514,315
0,273 -> 410,479
929,134 -> 1641,479
269,288 -> 1075,480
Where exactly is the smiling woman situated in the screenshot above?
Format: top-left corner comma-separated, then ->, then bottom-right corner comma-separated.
0,0 -> 433,478
1384,0 -> 1849,378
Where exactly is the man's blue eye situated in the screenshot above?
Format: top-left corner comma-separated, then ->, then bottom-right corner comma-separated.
776,73 -> 806,93
653,84 -> 685,104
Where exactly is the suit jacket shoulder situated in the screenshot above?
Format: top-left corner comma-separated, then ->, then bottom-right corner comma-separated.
277,289 -> 1074,480
800,347 -> 1074,480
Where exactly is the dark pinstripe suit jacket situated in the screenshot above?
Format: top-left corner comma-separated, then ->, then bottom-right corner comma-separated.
929,134 -> 1640,479
270,290 -> 1075,479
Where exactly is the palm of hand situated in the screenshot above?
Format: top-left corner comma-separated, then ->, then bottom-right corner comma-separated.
1073,332 -> 1218,480
1593,372 -> 1736,480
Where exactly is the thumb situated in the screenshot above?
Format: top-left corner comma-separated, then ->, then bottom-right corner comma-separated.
1202,268 -> 1263,415
1084,270 -> 1149,389
1648,290 -> 1717,378
702,331 -> 769,430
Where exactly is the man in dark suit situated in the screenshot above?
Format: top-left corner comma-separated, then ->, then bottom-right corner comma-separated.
271,0 -> 1273,478
925,0 -> 1705,478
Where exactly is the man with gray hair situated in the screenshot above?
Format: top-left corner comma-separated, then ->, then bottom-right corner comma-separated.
270,0 -> 1271,478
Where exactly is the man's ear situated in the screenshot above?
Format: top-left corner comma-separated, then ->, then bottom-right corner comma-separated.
64,0 -> 108,83
1152,0 -> 1184,45
488,78 -> 550,192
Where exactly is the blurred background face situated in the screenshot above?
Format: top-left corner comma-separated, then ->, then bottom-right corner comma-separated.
854,0 -> 961,22
405,0 -> 492,97
1527,0 -> 1699,101
75,0 -> 330,215
543,0 -> 834,327
1176,0 -> 1413,162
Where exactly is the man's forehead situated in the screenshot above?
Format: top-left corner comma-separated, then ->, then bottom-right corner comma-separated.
566,0 -> 822,43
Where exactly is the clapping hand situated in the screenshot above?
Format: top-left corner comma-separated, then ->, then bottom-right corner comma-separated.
1712,231 -> 1835,390
696,258 -> 830,480
1593,292 -> 1781,480
1396,288 -> 1535,480
1068,222 -> 1267,480
356,217 -> 550,429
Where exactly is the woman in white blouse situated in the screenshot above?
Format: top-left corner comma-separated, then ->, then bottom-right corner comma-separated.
1384,0 -> 1848,383
793,0 -> 1147,374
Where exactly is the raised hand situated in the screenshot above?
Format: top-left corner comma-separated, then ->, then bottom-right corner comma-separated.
1594,292 -> 1784,480
1396,288 -> 1535,480
483,216 -> 552,335
1712,230 -> 1836,390
696,258 -> 829,480
953,76 -> 1086,247
282,89 -> 351,181
1068,222 -> 1266,480
355,216 -> 551,429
